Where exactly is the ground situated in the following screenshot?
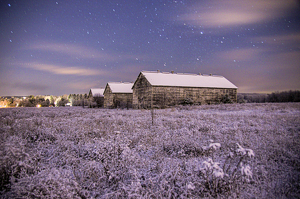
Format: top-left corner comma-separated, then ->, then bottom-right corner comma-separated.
0,103 -> 299,198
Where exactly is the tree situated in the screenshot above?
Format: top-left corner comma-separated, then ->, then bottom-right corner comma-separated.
57,97 -> 69,107
50,96 -> 55,106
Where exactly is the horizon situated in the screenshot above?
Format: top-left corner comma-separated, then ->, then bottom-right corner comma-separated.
3,89 -> 299,98
1,0 -> 300,96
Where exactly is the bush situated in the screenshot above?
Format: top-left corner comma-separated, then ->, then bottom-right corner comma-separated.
181,98 -> 194,106
220,94 -> 233,104
0,104 -> 299,198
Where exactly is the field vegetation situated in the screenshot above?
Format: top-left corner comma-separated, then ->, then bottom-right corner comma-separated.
0,103 -> 299,198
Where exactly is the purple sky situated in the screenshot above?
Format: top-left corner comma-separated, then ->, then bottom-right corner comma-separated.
1,0 -> 300,96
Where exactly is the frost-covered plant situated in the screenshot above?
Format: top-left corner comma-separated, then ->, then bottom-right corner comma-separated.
0,103 -> 299,198
199,157 -> 225,196
198,142 -> 255,197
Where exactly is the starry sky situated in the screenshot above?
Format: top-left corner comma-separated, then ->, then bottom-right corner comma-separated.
1,0 -> 300,96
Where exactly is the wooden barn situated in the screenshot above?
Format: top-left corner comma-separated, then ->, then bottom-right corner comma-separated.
103,82 -> 133,108
88,88 -> 104,98
132,71 -> 238,109
88,88 -> 104,107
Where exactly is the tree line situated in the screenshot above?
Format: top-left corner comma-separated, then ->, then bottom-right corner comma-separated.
0,94 -> 92,108
1,90 -> 299,108
237,90 -> 300,103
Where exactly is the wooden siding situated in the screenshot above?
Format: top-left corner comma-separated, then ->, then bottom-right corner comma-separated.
132,73 -> 237,109
132,73 -> 153,109
103,85 -> 113,108
104,85 -> 133,108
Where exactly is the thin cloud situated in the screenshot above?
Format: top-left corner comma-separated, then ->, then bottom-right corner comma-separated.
27,42 -> 145,63
178,0 -> 298,28
28,42 -> 117,61
218,48 -> 264,63
20,62 -> 105,76
255,33 -> 300,48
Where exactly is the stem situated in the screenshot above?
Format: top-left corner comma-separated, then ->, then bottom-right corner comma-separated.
232,156 -> 244,178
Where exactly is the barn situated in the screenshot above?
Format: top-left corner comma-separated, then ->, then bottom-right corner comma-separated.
132,71 -> 238,109
88,88 -> 104,107
88,88 -> 104,98
103,82 -> 133,108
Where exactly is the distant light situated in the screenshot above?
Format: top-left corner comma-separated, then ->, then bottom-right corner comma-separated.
36,104 -> 41,108
8,4 -> 11,7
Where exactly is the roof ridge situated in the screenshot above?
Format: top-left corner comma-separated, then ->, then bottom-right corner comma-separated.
142,70 -> 160,73
142,71 -> 225,77
108,82 -> 133,84
141,71 -> 237,88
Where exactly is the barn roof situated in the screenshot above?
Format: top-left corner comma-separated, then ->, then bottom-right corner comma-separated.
140,71 -> 238,89
89,88 -> 104,97
107,82 -> 133,93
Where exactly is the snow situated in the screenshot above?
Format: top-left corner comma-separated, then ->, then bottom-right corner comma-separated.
90,88 -> 104,97
141,71 -> 238,89
107,82 -> 133,93
1,103 -> 300,198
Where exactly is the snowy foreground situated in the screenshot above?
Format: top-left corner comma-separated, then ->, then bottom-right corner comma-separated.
0,103 -> 299,198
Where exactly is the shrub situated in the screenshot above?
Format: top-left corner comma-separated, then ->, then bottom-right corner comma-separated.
181,98 -> 194,106
0,103 -> 299,198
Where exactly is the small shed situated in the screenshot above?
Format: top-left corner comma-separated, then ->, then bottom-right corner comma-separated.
103,82 -> 133,108
88,88 -> 104,98
88,88 -> 104,107
132,71 -> 238,109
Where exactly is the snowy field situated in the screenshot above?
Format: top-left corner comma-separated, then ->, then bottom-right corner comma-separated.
0,103 -> 299,198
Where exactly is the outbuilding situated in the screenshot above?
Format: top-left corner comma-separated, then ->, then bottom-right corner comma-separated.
88,88 -> 105,107
88,88 -> 104,98
103,82 -> 133,108
132,71 -> 238,109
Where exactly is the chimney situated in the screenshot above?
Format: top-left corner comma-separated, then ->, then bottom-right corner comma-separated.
157,70 -> 160,73
171,71 -> 174,74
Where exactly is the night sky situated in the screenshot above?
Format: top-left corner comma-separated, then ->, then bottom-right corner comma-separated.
1,0 -> 300,96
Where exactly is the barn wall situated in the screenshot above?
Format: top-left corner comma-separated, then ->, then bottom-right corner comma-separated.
151,86 -> 237,107
103,86 -> 113,108
132,74 -> 153,109
113,93 -> 133,109
133,84 -> 237,109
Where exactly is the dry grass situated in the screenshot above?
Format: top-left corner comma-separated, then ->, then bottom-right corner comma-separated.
0,103 -> 299,198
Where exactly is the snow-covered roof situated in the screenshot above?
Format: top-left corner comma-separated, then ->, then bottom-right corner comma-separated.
90,88 -> 104,97
140,71 -> 237,89
107,82 -> 133,93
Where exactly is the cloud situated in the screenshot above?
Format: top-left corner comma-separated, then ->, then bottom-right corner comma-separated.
254,33 -> 300,49
178,0 -> 298,28
218,48 -> 264,62
197,32 -> 300,93
28,42 -> 118,61
0,80 -> 49,96
216,32 -> 300,64
27,42 -> 143,63
12,81 -> 48,92
20,62 -> 105,76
